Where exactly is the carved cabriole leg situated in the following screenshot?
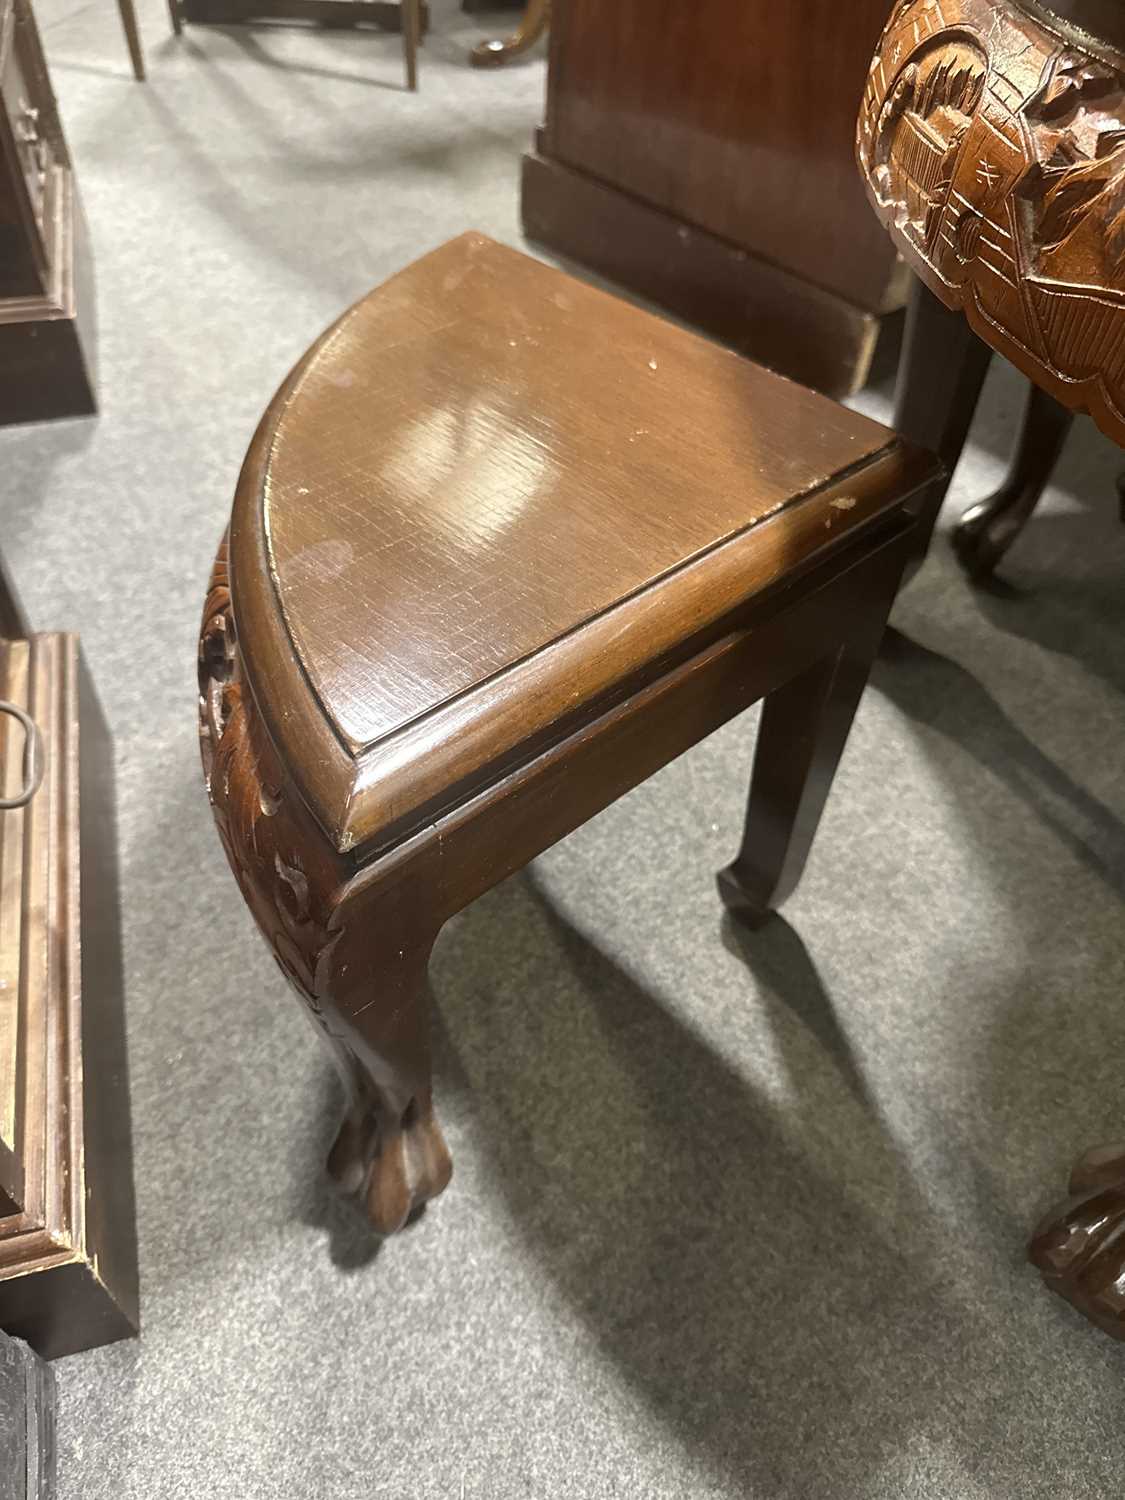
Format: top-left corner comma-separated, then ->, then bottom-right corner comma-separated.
198,538 -> 451,1234
953,382 -> 1074,580
470,0 -> 549,66
717,596 -> 896,926
1030,1146 -> 1125,1340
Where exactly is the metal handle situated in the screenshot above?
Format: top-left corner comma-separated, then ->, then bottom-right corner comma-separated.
0,701 -> 43,810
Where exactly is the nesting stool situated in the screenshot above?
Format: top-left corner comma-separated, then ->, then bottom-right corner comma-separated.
198,234 -> 937,1236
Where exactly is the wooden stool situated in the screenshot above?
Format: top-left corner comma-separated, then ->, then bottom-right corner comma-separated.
857,0 -> 1125,1337
198,234 -> 936,1237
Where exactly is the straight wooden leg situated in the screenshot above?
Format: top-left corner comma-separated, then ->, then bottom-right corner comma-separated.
117,0 -> 146,79
470,0 -> 549,65
717,599 -> 896,925
893,277 -> 992,570
168,0 -> 183,36
402,0 -> 420,90
952,382 -> 1074,579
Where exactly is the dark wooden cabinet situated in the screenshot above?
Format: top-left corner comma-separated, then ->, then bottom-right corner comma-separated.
522,0 -> 908,396
0,0 -> 95,425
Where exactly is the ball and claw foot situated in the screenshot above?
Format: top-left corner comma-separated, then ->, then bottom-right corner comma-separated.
1029,1143 -> 1125,1341
327,1095 -> 452,1236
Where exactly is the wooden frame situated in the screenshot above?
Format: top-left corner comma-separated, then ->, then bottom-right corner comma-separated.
0,637 -> 138,1360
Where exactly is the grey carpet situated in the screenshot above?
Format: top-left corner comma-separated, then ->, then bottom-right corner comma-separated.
4,3 -> 1125,1495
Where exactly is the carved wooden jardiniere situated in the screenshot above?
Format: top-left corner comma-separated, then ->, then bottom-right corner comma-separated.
860,0 -> 1125,1335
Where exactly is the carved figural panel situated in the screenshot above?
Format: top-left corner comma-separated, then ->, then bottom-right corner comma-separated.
857,0 -> 1125,446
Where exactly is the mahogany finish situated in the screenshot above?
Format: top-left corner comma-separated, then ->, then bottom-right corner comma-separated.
522,0 -> 907,397
860,0 -> 1125,570
200,234 -> 938,1237
1031,1144 -> 1125,1340
860,0 -> 1125,1334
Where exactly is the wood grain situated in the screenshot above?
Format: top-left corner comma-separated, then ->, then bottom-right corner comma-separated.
203,234 -> 940,1236
858,0 -> 1125,447
542,0 -> 904,314
520,151 -> 883,399
232,233 -> 936,854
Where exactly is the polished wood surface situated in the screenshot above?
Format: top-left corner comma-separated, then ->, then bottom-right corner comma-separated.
233,233 -> 930,855
858,0 -> 1125,447
203,234 -> 939,1238
522,0 -> 906,396
1031,1144 -> 1125,1340
470,0 -> 548,66
546,0 -> 902,313
520,153 -> 883,398
890,279 -> 992,568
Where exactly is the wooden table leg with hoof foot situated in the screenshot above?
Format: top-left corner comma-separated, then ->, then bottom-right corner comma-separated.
198,234 -> 938,1242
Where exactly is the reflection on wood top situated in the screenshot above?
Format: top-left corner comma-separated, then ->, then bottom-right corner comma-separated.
230,233 -> 934,853
247,234 -> 893,751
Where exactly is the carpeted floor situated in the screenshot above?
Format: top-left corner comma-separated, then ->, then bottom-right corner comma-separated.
4,3 -> 1125,1495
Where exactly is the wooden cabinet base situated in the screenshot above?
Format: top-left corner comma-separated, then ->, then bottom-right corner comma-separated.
0,161 -> 96,430
0,637 -> 138,1360
521,151 -> 881,398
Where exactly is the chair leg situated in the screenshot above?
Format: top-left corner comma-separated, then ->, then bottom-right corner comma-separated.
893,277 -> 992,572
1030,1144 -> 1125,1342
198,538 -> 452,1236
470,0 -> 549,66
117,0 -> 146,78
717,599 -> 897,926
402,0 -> 420,90
952,381 -> 1074,580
